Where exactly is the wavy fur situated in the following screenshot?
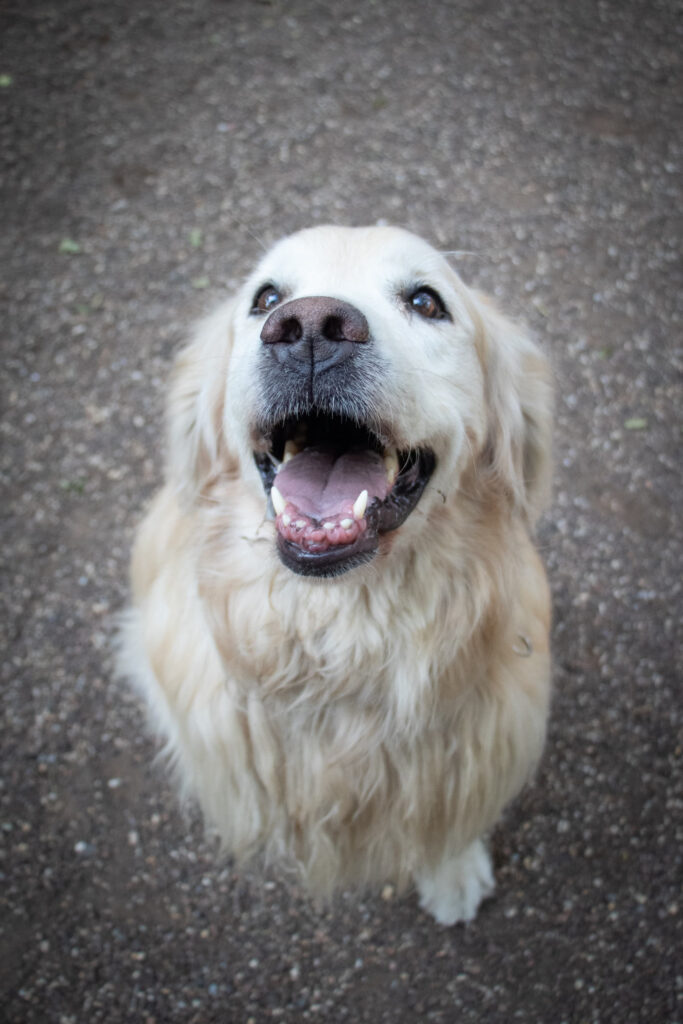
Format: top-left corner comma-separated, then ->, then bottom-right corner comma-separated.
121,226 -> 553,924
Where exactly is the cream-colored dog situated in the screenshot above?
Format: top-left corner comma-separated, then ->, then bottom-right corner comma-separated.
121,225 -> 553,925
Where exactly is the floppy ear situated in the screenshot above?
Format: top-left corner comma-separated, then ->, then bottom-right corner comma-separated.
166,299 -> 238,502
475,297 -> 554,524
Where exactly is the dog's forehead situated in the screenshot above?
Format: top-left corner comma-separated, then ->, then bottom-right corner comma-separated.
254,226 -> 451,291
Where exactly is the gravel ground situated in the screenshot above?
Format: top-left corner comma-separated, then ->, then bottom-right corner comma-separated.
1,1 -> 681,1022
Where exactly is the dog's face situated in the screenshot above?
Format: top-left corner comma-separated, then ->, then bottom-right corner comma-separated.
172,226 -> 552,579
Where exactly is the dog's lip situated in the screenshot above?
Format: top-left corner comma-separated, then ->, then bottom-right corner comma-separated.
276,524 -> 379,578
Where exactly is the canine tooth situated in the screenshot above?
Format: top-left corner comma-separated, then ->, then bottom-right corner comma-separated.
270,485 -> 286,516
384,448 -> 399,485
352,489 -> 368,520
340,518 -> 354,530
283,439 -> 299,463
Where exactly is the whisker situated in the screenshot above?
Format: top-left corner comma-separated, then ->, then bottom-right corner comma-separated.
230,217 -> 270,254
439,250 -> 493,261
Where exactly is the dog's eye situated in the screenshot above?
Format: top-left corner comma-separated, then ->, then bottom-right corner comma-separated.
408,287 -> 448,321
252,284 -> 282,314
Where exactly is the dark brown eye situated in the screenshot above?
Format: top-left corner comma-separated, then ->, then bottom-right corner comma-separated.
408,287 -> 448,320
252,284 -> 282,314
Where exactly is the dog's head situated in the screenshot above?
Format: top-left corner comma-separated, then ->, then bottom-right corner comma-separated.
168,226 -> 552,578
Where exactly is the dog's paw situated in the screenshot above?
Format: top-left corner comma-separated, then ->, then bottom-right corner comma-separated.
416,838 -> 495,926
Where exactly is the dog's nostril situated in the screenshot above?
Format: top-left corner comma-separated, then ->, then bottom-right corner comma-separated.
335,308 -> 369,344
279,317 -> 303,344
322,315 -> 345,342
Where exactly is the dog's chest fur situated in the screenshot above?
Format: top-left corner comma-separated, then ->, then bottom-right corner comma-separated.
130,484 -> 548,894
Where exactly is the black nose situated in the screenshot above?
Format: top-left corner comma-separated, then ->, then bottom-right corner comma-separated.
260,296 -> 369,373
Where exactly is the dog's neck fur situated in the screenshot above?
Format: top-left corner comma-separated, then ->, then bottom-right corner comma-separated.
197,472 -> 520,741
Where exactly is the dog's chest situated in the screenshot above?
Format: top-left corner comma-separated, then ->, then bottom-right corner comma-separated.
217,573 -> 446,718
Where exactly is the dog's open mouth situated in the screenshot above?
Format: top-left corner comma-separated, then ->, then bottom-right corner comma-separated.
254,412 -> 435,577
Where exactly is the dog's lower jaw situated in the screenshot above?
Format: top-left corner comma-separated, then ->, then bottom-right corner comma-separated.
416,838 -> 495,925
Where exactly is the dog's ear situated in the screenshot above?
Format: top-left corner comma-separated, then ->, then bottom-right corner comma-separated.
166,300 -> 237,502
475,297 -> 553,524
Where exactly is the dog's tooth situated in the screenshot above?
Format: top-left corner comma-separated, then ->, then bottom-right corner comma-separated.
323,522 -> 335,531
283,439 -> 299,463
384,448 -> 399,485
352,489 -> 368,520
340,518 -> 354,530
295,519 -> 306,529
282,513 -> 291,527
270,485 -> 286,516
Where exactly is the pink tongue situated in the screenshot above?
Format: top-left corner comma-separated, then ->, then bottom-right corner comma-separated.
275,447 -> 389,519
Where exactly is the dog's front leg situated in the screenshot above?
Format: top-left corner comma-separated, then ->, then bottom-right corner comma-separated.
415,838 -> 495,926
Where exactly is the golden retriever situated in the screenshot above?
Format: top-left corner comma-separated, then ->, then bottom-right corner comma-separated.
121,225 -> 553,925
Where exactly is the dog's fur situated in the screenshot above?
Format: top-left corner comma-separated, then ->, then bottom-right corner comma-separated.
121,226 -> 553,925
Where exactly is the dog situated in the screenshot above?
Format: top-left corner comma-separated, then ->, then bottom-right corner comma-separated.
121,225 -> 553,925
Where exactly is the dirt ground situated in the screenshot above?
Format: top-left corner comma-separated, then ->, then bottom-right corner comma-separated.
1,1 -> 681,1022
